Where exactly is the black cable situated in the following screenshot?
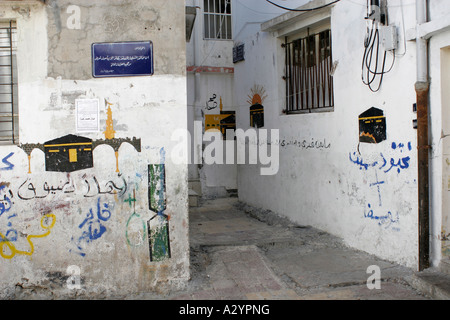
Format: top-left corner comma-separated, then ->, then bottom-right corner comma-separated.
265,0 -> 341,12
361,18 -> 396,92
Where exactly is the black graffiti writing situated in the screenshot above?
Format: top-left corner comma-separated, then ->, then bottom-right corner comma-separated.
83,174 -> 127,198
16,174 -> 127,200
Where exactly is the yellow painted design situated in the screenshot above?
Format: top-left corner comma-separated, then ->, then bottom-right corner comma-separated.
205,97 -> 234,133
115,151 -> 120,173
27,155 -> 31,174
358,115 -> 385,121
69,149 -> 78,163
205,114 -> 222,132
48,150 -> 60,153
246,85 -> 267,106
0,214 -> 56,260
104,101 -> 116,140
360,132 -> 377,143
44,142 -> 93,148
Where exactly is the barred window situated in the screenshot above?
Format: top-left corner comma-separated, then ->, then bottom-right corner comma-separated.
285,29 -> 334,114
204,0 -> 232,40
0,21 -> 18,145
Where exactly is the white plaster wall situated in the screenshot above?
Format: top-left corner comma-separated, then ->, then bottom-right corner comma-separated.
235,0 -> 421,268
0,1 -> 189,298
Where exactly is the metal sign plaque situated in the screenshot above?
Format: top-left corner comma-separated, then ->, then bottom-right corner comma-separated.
92,41 -> 154,78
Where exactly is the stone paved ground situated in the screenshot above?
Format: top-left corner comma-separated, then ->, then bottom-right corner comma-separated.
139,197 -> 432,301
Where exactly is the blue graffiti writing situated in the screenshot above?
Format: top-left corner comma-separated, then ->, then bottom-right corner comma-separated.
349,142 -> 412,174
392,142 -> 412,152
369,172 -> 385,207
349,152 -> 378,170
70,198 -> 112,257
0,184 -> 17,243
0,185 -> 12,217
383,155 -> 410,174
364,204 -> 400,230
0,152 -> 14,171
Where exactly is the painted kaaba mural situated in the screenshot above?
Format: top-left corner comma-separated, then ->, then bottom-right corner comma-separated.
204,96 -> 236,137
250,104 -> 264,128
247,85 -> 267,128
18,100 -> 141,173
359,107 -> 387,144
44,134 -> 94,172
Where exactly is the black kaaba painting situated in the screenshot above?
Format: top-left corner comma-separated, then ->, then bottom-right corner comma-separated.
359,107 -> 386,144
219,111 -> 236,136
250,104 -> 264,128
44,134 -> 94,172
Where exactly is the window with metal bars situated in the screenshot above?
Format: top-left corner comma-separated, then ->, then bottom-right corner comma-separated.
0,21 -> 18,145
284,29 -> 334,114
204,0 -> 232,40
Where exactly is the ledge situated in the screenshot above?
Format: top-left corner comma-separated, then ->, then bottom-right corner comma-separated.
261,0 -> 335,35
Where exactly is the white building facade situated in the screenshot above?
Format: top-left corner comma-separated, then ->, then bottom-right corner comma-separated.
0,0 -> 190,298
187,0 -> 450,271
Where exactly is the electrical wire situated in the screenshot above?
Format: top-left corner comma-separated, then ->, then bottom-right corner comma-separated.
265,0 -> 341,12
361,3 -> 396,92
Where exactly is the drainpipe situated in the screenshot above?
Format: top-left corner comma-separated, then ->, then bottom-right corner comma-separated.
192,0 -> 203,174
416,0 -> 430,271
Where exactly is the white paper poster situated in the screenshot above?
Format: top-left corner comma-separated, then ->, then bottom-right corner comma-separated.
76,99 -> 100,133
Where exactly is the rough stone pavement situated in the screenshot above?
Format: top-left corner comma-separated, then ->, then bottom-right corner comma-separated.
139,197 -> 434,300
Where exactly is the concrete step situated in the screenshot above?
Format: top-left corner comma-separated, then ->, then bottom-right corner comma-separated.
405,267 -> 450,300
188,179 -> 202,196
189,189 -> 199,207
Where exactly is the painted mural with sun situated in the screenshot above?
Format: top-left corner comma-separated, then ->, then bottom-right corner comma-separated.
247,85 -> 267,128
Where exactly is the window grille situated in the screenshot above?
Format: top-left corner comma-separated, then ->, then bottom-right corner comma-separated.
204,0 -> 232,40
285,29 -> 334,114
0,21 -> 18,145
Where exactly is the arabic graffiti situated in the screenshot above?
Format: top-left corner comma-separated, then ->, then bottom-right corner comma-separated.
0,213 -> 56,259
0,184 -> 16,244
280,138 -> 331,150
70,198 -> 112,257
83,174 -> 127,198
0,184 -> 12,218
349,142 -> 412,174
0,152 -> 14,171
349,141 -> 412,231
364,204 -> 400,231
206,94 -> 218,110
125,190 -> 147,247
16,173 -> 127,200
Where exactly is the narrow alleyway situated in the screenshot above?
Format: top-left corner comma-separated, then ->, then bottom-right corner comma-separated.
146,197 -> 437,300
